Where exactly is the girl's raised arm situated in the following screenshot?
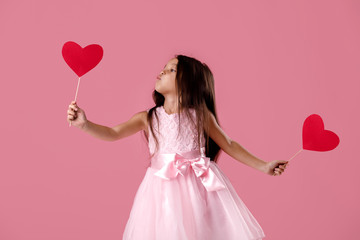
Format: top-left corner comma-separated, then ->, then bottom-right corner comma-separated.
109,111 -> 148,141
82,111 -> 148,142
205,109 -> 267,173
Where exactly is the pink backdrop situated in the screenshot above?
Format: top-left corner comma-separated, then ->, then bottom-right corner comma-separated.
1,0 -> 359,239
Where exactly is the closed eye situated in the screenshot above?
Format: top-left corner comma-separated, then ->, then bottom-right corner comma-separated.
162,68 -> 176,73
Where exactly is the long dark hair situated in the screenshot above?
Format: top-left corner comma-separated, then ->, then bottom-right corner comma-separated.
143,54 -> 223,163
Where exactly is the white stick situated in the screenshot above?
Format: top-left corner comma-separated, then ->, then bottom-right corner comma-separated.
288,148 -> 303,162
69,77 -> 81,127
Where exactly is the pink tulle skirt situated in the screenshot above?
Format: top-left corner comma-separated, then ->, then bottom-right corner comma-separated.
123,153 -> 266,240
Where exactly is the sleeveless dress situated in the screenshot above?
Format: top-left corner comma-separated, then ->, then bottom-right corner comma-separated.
122,106 -> 266,240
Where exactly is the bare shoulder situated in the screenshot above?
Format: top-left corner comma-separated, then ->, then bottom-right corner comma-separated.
204,107 -> 232,152
133,110 -> 149,134
204,107 -> 217,130
111,109 -> 149,141
138,110 -> 149,135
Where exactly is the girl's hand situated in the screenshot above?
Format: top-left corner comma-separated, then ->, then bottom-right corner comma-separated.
67,100 -> 88,129
263,160 -> 289,176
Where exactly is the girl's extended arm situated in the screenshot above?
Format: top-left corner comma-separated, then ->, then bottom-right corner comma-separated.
205,111 -> 267,173
81,111 -> 148,142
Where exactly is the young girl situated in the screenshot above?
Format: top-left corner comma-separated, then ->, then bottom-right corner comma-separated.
67,54 -> 288,240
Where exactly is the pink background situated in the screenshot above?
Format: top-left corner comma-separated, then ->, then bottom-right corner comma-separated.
1,0 -> 359,239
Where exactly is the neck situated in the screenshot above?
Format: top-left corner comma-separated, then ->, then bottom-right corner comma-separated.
163,97 -> 181,114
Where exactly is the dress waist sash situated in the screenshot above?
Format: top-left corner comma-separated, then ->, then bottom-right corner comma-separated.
150,147 -> 226,192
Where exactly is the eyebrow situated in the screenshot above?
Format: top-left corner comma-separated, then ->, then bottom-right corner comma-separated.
164,63 -> 177,68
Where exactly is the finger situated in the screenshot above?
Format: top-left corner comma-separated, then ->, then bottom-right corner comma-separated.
279,165 -> 286,170
281,162 -> 288,167
68,112 -> 76,118
68,105 -> 78,111
67,109 -> 76,115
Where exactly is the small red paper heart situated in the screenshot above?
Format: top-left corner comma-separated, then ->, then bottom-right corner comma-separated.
62,41 -> 103,77
302,114 -> 339,151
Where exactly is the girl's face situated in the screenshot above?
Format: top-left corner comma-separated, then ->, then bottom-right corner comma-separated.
155,58 -> 178,96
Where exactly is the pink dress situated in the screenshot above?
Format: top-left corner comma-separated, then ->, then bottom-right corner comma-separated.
122,106 -> 266,240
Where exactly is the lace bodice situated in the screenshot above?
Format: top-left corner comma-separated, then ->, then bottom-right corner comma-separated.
147,106 -> 205,155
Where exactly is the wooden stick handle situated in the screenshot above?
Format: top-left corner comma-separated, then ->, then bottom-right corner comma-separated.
288,148 -> 303,162
69,77 -> 81,127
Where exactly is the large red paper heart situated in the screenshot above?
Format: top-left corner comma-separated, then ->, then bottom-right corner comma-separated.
302,114 -> 339,151
62,41 -> 103,77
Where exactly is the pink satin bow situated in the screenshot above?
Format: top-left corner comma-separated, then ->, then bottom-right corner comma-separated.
152,149 -> 226,192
